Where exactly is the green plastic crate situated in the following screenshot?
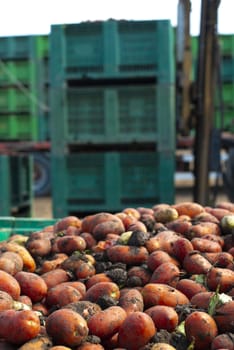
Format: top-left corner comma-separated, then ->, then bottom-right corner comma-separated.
219,34 -> 234,57
0,59 -> 48,141
0,217 -> 57,241
35,35 -> 49,59
0,87 -> 31,112
51,82 -> 175,153
193,56 -> 234,83
0,154 -> 33,217
191,34 -> 234,60
0,114 -> 38,140
51,151 -> 175,217
220,83 -> 234,106
50,19 -> 174,81
215,107 -> 234,133
191,36 -> 199,57
0,34 -> 49,142
64,85 -> 156,142
0,60 -> 35,86
191,35 -> 234,82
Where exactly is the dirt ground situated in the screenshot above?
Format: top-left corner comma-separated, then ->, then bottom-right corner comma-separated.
32,196 -> 53,218
32,188 -> 229,218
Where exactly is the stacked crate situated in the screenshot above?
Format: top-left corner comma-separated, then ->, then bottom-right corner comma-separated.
216,34 -> 234,132
0,35 -> 49,141
0,35 -> 49,214
191,34 -> 234,133
0,154 -> 33,216
49,19 -> 176,217
32,35 -> 50,141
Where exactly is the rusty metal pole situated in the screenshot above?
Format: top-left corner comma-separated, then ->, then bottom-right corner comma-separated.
193,0 -> 220,205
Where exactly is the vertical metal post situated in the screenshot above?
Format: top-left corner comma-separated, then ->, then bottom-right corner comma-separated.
193,0 -> 220,205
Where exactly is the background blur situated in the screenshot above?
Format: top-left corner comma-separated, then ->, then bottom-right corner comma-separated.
0,0 -> 234,37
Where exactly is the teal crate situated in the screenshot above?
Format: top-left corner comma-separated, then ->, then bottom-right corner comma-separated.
0,35 -> 49,60
61,85 -> 157,142
37,86 -> 50,141
50,19 -> 174,81
34,59 -> 50,140
221,57 -> 234,82
0,155 -> 33,217
37,57 -> 49,84
219,34 -> 234,57
51,83 -> 175,153
0,217 -> 57,241
51,151 -> 175,217
0,36 -> 32,59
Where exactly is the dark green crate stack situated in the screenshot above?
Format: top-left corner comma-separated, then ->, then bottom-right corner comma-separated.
0,35 -> 49,141
216,34 -> 234,132
32,35 -> 50,141
191,34 -> 234,133
0,154 -> 33,217
50,19 -> 176,217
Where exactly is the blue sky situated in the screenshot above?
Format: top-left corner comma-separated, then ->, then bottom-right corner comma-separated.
0,0 -> 233,37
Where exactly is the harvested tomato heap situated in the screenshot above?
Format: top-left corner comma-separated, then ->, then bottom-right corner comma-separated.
0,201 -> 233,350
